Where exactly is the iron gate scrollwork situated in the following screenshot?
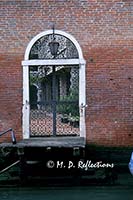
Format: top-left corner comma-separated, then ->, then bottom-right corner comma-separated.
29,33 -> 80,137
29,33 -> 78,59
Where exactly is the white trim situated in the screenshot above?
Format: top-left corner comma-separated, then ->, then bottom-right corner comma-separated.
79,63 -> 86,138
22,30 -> 86,140
22,59 -> 80,66
22,66 -> 30,139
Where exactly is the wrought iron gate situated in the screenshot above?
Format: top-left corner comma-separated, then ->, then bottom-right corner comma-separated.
29,65 -> 79,137
28,31 -> 81,137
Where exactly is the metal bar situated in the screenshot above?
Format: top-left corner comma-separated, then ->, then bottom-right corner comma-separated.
0,160 -> 20,175
0,128 -> 12,137
52,66 -> 57,136
31,100 -> 78,106
11,129 -> 17,144
0,128 -> 16,144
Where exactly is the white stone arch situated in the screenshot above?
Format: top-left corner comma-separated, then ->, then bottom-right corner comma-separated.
22,30 -> 86,140
24,30 -> 84,61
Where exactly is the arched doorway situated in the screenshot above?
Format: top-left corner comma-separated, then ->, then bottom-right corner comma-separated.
22,30 -> 86,139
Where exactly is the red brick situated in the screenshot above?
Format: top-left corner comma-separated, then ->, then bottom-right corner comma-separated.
0,0 -> 132,146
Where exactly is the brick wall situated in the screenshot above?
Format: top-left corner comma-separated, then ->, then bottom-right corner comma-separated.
0,0 -> 132,146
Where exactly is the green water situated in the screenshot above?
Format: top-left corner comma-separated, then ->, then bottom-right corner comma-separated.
0,186 -> 133,200
0,173 -> 133,200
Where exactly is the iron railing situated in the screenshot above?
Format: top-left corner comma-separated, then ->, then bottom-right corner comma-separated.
0,160 -> 20,175
0,128 -> 16,144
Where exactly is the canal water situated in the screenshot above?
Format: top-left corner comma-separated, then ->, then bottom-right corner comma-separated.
1,185 -> 133,200
0,173 -> 133,200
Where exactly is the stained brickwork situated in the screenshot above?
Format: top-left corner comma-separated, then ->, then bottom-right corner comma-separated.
0,0 -> 132,146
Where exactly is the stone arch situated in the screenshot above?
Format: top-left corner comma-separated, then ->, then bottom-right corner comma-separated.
24,30 -> 84,61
